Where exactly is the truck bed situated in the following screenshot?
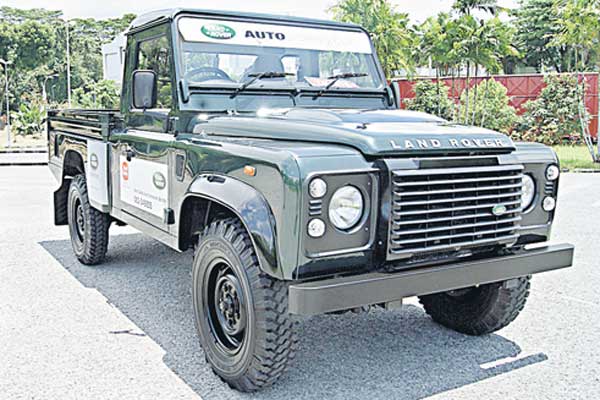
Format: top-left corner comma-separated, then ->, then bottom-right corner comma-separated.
47,109 -> 122,140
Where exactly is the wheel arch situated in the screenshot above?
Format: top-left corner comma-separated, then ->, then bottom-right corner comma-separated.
178,174 -> 281,279
54,149 -> 86,225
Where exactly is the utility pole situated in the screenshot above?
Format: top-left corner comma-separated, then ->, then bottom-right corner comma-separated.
66,20 -> 72,108
0,59 -> 11,148
42,74 -> 59,105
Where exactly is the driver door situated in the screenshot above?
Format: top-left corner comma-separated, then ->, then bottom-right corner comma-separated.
111,26 -> 177,233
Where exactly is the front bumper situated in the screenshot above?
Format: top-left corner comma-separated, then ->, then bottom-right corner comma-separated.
289,243 -> 574,315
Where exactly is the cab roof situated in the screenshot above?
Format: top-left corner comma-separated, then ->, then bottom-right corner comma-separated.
128,8 -> 362,34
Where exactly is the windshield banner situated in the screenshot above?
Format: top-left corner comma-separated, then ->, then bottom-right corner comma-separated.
178,17 -> 373,54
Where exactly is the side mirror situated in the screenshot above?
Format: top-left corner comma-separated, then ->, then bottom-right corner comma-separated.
389,80 -> 401,108
132,70 -> 157,109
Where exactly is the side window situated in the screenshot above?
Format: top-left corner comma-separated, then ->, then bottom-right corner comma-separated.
136,36 -> 172,109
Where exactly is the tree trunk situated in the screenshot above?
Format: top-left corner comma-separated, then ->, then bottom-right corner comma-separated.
471,64 -> 479,125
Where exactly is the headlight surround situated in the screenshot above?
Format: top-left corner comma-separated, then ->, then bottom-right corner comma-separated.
328,186 -> 364,230
521,174 -> 536,210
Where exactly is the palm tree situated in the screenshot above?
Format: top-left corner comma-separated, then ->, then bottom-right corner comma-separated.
453,0 -> 503,16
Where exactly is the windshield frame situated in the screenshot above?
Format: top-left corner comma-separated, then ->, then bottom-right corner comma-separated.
172,13 -> 387,95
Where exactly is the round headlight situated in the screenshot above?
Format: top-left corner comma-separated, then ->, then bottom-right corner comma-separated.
328,186 -> 364,230
309,178 -> 327,198
546,165 -> 560,181
521,174 -> 536,210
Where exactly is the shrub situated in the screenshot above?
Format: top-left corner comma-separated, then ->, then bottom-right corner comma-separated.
13,100 -> 44,136
457,78 -> 518,134
73,80 -> 120,109
511,74 -> 589,145
403,80 -> 454,120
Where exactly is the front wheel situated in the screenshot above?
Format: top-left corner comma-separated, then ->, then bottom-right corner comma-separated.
419,277 -> 531,336
192,218 -> 297,392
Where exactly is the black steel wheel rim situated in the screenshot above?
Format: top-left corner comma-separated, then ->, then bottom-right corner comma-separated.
75,199 -> 85,241
204,258 -> 247,355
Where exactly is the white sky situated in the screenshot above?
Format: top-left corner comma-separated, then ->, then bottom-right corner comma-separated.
0,0 -> 517,23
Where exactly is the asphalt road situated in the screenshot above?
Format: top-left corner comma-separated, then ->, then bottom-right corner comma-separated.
1,166 -> 599,400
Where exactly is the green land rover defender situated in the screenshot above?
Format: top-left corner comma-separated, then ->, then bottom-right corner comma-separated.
48,8 -> 574,392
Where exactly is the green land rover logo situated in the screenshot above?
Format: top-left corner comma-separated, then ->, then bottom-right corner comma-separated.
492,204 -> 507,216
153,172 -> 166,190
201,24 -> 236,40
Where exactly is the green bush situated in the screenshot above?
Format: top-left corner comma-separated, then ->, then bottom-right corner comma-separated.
13,100 -> 44,136
511,74 -> 589,145
403,80 -> 454,120
457,78 -> 518,134
73,79 -> 120,110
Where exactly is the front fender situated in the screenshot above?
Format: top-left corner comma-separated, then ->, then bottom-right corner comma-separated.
185,174 -> 281,279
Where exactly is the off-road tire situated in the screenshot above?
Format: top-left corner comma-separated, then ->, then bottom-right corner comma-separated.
418,277 -> 531,336
192,218 -> 297,392
67,174 -> 110,265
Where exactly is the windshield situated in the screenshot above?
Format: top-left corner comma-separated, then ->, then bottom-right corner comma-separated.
177,17 -> 384,91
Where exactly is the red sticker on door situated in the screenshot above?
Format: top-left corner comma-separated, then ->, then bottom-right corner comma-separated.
122,161 -> 129,181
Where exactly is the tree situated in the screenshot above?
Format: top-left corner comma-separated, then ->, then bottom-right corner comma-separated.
513,0 -> 565,72
330,0 -> 416,77
453,0 -> 502,15
0,7 -> 134,112
551,0 -> 600,72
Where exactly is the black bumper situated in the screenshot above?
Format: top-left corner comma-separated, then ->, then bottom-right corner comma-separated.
288,243 -> 574,315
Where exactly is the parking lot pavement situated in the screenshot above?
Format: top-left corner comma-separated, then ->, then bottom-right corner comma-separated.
0,151 -> 48,166
1,166 -> 599,400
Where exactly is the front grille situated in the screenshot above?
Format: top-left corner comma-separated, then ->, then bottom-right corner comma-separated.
388,164 -> 523,260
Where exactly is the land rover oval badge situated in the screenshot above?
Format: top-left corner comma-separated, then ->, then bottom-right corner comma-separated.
201,24 -> 236,40
90,153 -> 99,170
153,172 -> 166,190
492,204 -> 507,216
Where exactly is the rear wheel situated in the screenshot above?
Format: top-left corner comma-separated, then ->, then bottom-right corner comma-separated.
419,277 -> 531,335
192,218 -> 297,392
67,175 -> 110,265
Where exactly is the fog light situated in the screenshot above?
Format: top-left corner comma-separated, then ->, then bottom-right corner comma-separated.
542,197 -> 556,212
546,165 -> 560,181
307,218 -> 326,238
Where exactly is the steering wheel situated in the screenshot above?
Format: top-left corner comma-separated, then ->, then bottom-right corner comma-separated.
184,67 -> 233,82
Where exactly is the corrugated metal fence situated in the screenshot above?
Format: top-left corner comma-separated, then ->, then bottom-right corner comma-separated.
395,73 -> 599,139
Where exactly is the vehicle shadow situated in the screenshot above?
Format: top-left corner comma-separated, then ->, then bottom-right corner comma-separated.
40,233 -> 547,400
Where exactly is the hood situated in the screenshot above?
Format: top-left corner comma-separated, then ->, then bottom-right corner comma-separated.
200,109 -> 515,156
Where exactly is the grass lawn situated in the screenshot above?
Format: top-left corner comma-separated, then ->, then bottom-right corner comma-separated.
553,145 -> 600,171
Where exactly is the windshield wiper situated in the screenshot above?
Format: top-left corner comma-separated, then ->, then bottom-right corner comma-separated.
312,72 -> 369,100
230,71 -> 295,99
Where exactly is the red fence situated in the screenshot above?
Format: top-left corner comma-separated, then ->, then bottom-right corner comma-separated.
394,73 -> 599,138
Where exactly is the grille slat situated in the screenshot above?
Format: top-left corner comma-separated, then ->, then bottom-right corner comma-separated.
392,216 -> 521,236
392,200 -> 522,217
388,163 -> 523,260
394,191 -> 523,207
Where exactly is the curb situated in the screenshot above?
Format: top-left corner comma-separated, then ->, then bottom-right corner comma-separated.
0,162 -> 48,167
572,168 -> 600,173
0,148 -> 47,154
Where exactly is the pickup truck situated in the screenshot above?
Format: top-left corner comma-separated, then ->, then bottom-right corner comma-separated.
48,8 -> 574,392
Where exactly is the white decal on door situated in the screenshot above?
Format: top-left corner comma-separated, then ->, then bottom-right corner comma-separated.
119,156 -> 168,218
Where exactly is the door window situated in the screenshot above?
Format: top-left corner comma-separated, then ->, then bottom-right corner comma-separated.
136,36 -> 173,109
